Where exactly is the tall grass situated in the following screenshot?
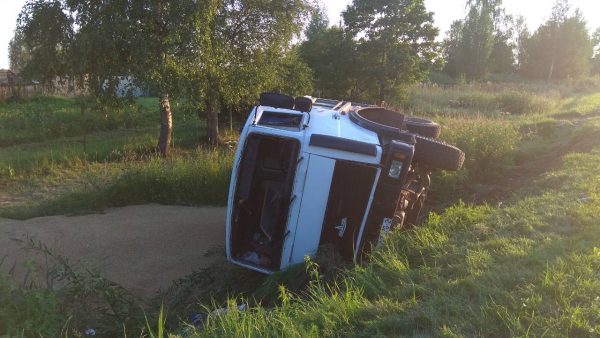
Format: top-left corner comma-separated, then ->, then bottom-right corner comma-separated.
0,149 -> 233,219
0,274 -> 62,337
0,96 -> 159,146
404,85 -> 559,116
0,96 -> 205,146
0,235 -> 146,337
440,117 -> 520,182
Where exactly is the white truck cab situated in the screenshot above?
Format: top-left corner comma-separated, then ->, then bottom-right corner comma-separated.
226,93 -> 464,274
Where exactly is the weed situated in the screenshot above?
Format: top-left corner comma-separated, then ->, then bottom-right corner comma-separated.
0,234 -> 146,337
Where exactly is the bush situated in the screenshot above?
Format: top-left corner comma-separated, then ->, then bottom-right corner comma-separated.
486,73 -> 527,84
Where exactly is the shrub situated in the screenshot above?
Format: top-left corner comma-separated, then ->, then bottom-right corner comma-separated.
486,73 -> 527,84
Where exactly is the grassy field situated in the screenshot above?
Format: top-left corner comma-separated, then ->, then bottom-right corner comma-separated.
1,83 -> 600,336
0,95 -> 235,218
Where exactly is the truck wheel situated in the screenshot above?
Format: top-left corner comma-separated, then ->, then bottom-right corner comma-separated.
413,135 -> 465,171
404,117 -> 441,138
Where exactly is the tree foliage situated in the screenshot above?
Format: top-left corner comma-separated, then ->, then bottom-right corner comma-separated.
16,1 -> 73,83
520,6 -> 592,81
183,0 -> 311,143
298,0 -> 440,104
442,0 -> 597,83
14,0 -> 311,148
589,28 -> 600,75
8,32 -> 31,73
304,3 -> 329,40
343,0 -> 439,104
299,25 -> 358,99
443,0 -> 511,81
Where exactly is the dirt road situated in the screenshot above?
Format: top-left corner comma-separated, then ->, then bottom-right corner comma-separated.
0,204 -> 226,297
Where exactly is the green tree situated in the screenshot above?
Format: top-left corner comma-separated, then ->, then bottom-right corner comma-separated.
343,0 -> 439,104
16,0 -> 309,152
17,0 -> 190,156
521,2 -> 592,81
444,0 -> 515,80
16,1 -> 73,84
299,25 -> 358,99
274,49 -> 314,96
512,15 -> 530,72
489,30 -> 515,74
591,28 -> 600,75
450,1 -> 496,80
8,32 -> 31,73
127,0 -> 199,154
184,0 -> 310,144
443,20 -> 465,79
305,2 -> 329,40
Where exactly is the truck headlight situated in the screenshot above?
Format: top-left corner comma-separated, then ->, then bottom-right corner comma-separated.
388,160 -> 403,179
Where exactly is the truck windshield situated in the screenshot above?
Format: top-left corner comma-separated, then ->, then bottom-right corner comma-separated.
258,111 -> 303,131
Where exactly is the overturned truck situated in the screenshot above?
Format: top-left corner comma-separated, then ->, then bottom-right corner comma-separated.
226,93 -> 464,274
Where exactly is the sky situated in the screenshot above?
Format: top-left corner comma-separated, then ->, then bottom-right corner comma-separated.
1,0 -> 600,69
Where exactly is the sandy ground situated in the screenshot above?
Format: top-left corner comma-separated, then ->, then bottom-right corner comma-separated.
0,204 -> 226,297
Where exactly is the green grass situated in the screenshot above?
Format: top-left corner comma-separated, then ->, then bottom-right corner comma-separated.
188,145 -> 600,337
403,85 -> 561,117
0,122 -> 205,176
0,96 -> 161,146
554,92 -> 600,117
0,97 -> 216,214
0,149 -> 233,219
404,83 -> 600,118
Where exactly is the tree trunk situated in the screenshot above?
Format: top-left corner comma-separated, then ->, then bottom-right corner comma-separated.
547,55 -> 555,83
205,99 -> 219,146
158,93 -> 172,157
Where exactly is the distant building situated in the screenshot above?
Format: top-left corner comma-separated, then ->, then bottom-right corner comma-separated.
0,69 -> 20,86
114,76 -> 148,98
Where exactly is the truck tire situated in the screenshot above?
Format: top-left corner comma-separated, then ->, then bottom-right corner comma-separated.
260,92 -> 294,109
404,117 -> 441,138
413,135 -> 465,171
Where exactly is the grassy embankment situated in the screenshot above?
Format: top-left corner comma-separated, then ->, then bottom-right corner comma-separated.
191,142 -> 600,337
1,83 -> 600,336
